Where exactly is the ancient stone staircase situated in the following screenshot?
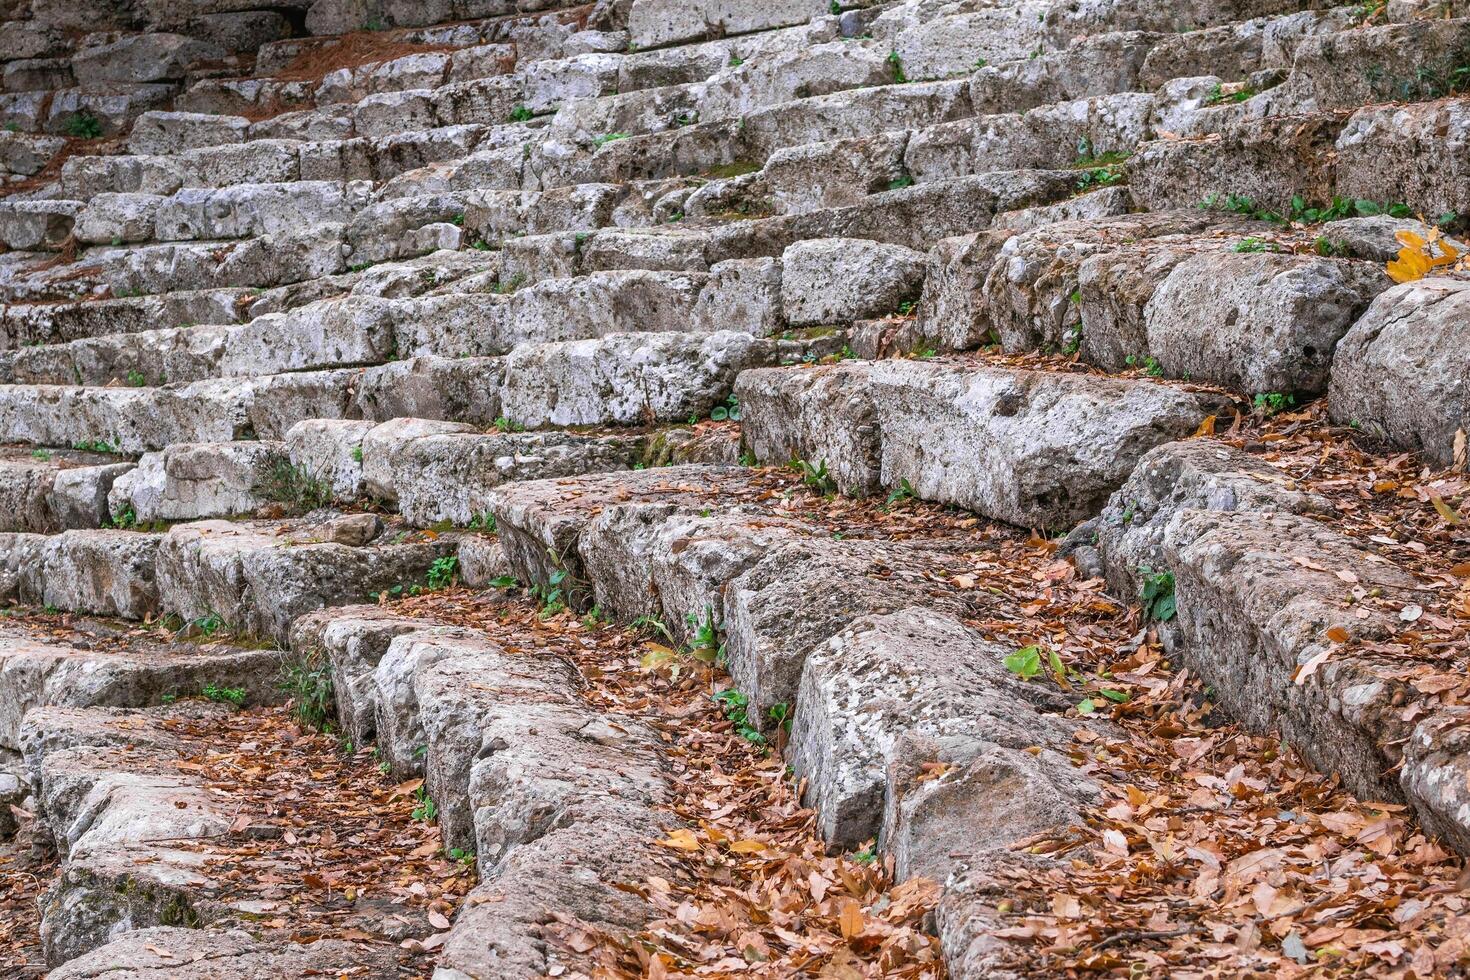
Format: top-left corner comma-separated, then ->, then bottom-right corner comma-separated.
2,0 -> 1470,975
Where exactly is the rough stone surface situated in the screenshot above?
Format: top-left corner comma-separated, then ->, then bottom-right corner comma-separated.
739,361 -> 1217,529
780,238 -> 929,326
155,519 -> 453,643
790,609 -> 1085,859
1143,252 -> 1388,395
1328,277 -> 1470,467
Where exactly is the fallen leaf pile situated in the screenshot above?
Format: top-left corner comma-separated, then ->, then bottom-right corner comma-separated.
162,707 -> 476,972
2,354 -> 1467,979
394,584 -> 949,978
397,376 -> 1470,979
0,821 -> 48,977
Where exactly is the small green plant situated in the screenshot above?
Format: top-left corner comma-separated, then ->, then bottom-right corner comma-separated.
493,415 -> 526,433
851,846 -> 878,864
1123,354 -> 1163,377
887,51 -> 908,84
767,702 -> 793,733
688,605 -> 726,665
492,273 -> 526,295
1003,645 -> 1043,680
888,175 -> 914,191
259,460 -> 332,513
125,369 -> 147,387
411,786 -> 438,822
713,689 -> 766,745
189,614 -> 224,637
1232,237 -> 1276,253
73,439 -> 118,454
1075,166 -> 1124,191
426,555 -> 459,590
531,563 -> 584,617
594,132 -> 630,146
362,17 -> 387,30
447,846 -> 476,868
108,506 -> 138,530
1138,568 -> 1176,622
508,104 -> 534,123
282,654 -> 334,731
467,511 -> 497,533
31,448 -> 52,461
885,478 -> 917,508
1199,193 -> 1428,227
1253,391 -> 1295,416
709,394 -> 741,422
728,55 -> 744,67
1077,688 -> 1131,715
829,0 -> 840,12
65,112 -> 103,139
203,683 -> 246,707
790,457 -> 836,495
350,445 -> 364,462
1205,82 -> 1257,105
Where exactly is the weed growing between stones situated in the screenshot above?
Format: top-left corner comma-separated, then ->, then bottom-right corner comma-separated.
258,460 -> 332,513
202,682 -> 247,706
281,650 -> 335,731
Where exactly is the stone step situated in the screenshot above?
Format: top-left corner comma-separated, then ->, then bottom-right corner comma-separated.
105,416 -> 671,527
5,514 -> 454,640
936,208 -> 1395,390
529,79 -> 975,189
0,618 -> 286,753
789,608 -> 1100,875
49,928 -> 398,980
486,465 -> 981,720
1328,276 -> 1470,467
291,608 -> 684,978
55,125 -> 499,198
19,694 -> 448,971
738,359 -> 1222,529
22,702 -> 253,964
1128,96 -> 1470,220
0,370 -> 358,453
0,288 -> 251,350
1088,438 -> 1470,856
0,446 -> 132,533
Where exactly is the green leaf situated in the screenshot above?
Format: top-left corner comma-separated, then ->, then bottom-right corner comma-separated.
1099,689 -> 1130,703
1153,593 -> 1177,622
1004,645 -> 1042,679
487,575 -> 519,588
1047,648 -> 1066,679
1077,698 -> 1096,715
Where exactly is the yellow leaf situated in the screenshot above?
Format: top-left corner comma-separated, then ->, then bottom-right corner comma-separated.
1385,255 -> 1419,284
1194,415 -> 1217,437
658,828 -> 701,851
728,839 -> 767,854
1395,230 -> 1427,249
1430,494 -> 1463,526
1325,626 -> 1350,644
639,643 -> 678,670
838,900 -> 864,941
